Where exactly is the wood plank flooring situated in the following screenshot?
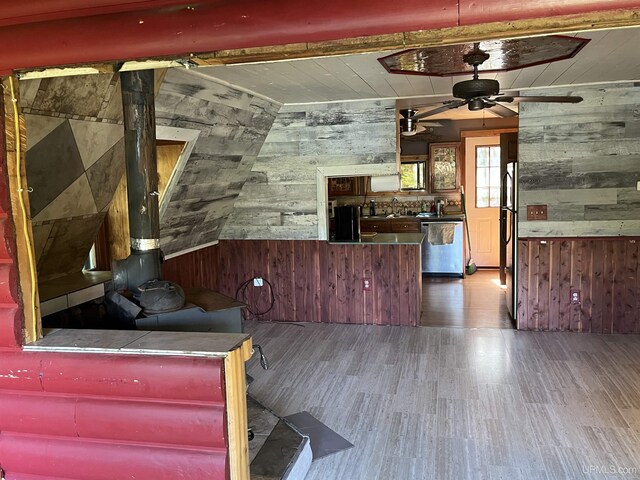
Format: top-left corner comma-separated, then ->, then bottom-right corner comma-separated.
420,269 -> 514,329
245,321 -> 640,480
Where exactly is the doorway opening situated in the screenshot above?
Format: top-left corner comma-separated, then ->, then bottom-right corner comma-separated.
420,129 -> 517,329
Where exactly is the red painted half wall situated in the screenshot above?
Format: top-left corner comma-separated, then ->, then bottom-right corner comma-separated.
0,351 -> 229,479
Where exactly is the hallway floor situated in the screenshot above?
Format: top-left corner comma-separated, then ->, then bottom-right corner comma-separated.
246,321 -> 640,480
420,269 -> 515,329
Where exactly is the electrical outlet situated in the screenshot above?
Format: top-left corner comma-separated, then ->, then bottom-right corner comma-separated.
570,288 -> 580,305
363,278 -> 371,291
253,277 -> 263,287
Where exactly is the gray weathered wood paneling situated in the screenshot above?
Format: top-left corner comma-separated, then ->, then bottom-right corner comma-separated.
155,69 -> 281,254
518,83 -> 640,237
220,99 -> 396,240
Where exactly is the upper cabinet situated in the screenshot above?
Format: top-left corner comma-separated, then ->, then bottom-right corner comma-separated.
328,176 -> 366,196
429,142 -> 460,193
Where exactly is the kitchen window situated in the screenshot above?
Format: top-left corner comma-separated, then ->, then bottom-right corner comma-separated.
400,160 -> 426,190
475,145 -> 501,207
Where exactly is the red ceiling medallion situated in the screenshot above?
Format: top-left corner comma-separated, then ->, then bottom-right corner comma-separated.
378,35 -> 590,76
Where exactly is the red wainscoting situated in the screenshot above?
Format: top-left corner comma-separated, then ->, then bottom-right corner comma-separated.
164,240 -> 423,326
0,351 -> 229,480
517,237 -> 640,333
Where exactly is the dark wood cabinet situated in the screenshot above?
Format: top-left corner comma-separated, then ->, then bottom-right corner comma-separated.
361,217 -> 420,233
328,176 -> 366,196
391,219 -> 420,232
360,219 -> 392,233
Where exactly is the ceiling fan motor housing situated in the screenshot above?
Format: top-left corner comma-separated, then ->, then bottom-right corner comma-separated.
452,78 -> 500,100
400,117 -> 416,134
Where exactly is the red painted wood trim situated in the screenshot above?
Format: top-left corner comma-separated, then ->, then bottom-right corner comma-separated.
0,91 -> 22,350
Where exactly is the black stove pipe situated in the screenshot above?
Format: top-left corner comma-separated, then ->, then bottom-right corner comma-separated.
112,70 -> 162,292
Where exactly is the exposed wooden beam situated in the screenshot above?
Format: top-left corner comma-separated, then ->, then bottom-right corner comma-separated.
194,9 -> 640,66
12,8 -> 640,78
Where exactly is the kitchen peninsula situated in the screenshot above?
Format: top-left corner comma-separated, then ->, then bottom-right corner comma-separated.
164,235 -> 425,327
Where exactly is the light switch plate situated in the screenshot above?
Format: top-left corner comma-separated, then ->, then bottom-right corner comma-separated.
527,205 -> 548,221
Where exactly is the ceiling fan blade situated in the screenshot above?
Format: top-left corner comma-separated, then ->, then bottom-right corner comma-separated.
410,100 -> 466,120
495,95 -> 583,104
485,103 -> 518,118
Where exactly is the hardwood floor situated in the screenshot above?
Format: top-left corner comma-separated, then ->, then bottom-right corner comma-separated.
245,320 -> 640,480
420,269 -> 515,329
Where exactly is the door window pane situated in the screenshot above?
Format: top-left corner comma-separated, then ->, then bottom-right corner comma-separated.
475,145 -> 501,208
477,187 -> 490,208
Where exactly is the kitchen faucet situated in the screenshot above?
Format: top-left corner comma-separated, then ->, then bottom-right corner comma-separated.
391,197 -> 399,215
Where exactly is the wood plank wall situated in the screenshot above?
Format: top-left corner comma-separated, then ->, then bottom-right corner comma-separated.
220,99 -> 397,240
155,69 -> 281,256
518,82 -> 640,237
517,237 -> 640,333
163,240 -> 422,326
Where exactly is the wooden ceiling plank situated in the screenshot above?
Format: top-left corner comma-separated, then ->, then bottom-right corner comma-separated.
404,74 -> 435,97
551,29 -> 623,85
314,56 -> 380,99
290,59 -> 363,101
265,61 -> 332,103
509,63 -> 551,89
575,29 -> 640,84
429,76 -> 454,96
341,53 -> 399,97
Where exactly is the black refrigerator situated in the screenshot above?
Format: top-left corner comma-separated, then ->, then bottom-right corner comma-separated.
500,133 -> 518,322
334,205 -> 361,241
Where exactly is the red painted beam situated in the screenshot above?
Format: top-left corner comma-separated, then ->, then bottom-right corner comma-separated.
0,0 -> 634,74
0,0 -> 201,27
460,0 -> 638,24
0,0 -> 459,74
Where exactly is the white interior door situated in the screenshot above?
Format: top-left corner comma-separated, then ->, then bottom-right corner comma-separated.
464,137 -> 500,267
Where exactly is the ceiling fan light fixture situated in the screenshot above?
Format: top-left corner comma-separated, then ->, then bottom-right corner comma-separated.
399,117 -> 417,135
401,129 -> 418,137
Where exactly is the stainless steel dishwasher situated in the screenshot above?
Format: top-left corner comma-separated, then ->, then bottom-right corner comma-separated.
420,220 -> 464,276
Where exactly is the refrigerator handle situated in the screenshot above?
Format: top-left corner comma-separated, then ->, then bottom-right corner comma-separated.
500,207 -> 512,245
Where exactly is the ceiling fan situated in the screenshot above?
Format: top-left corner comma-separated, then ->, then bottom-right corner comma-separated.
409,44 -> 583,121
399,109 -> 442,136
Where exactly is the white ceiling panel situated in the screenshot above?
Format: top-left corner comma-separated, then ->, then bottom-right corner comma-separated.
198,26 -> 640,106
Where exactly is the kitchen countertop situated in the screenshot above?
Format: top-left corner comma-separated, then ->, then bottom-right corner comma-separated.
361,214 -> 465,221
331,232 -> 425,245
417,214 -> 465,222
